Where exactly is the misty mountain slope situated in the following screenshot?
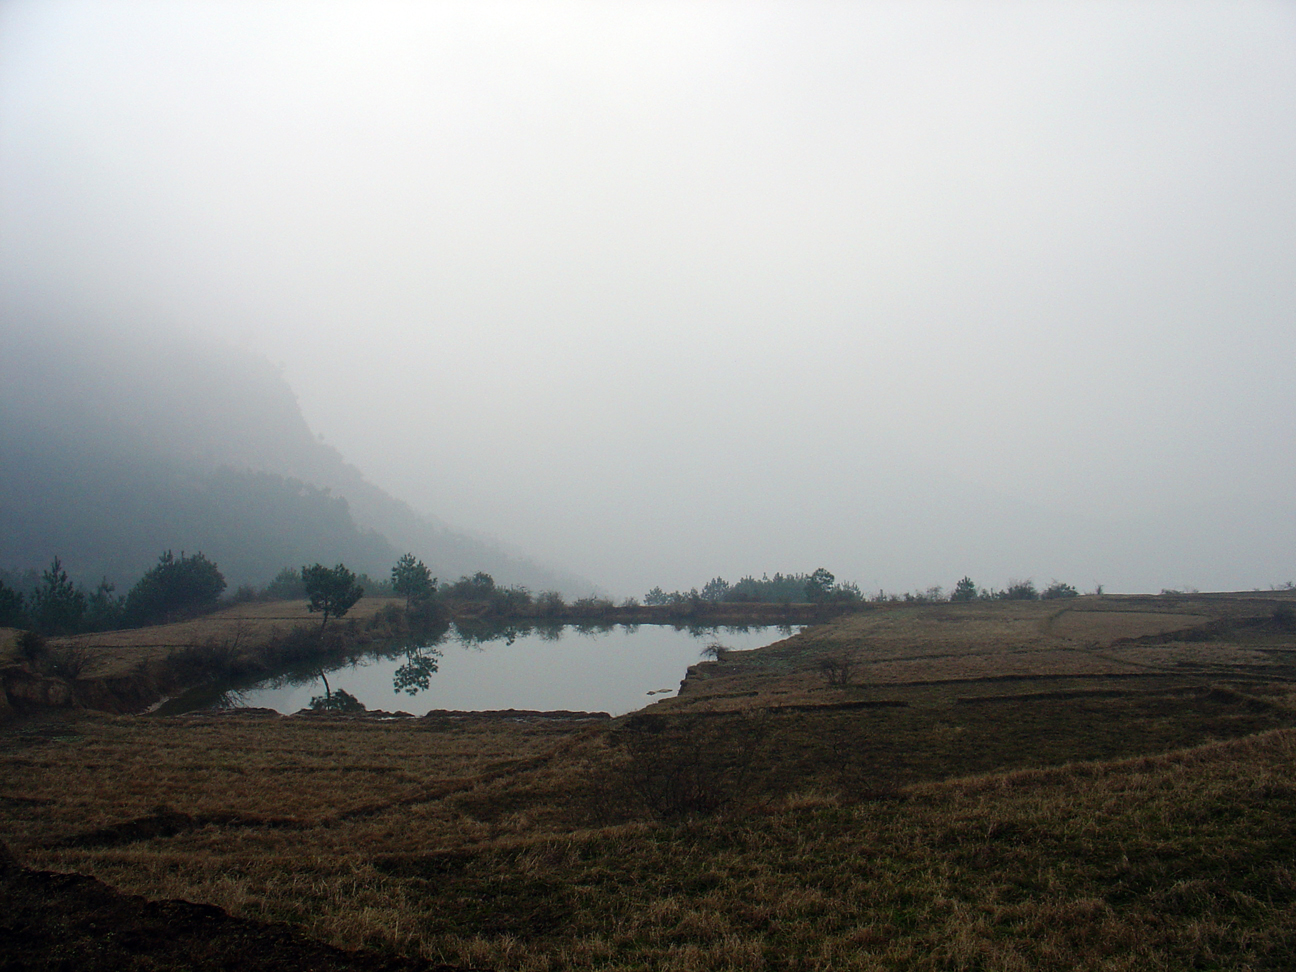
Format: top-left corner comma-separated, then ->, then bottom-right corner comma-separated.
0,323 -> 587,591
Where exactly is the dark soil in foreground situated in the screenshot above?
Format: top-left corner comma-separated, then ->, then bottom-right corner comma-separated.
0,846 -> 478,972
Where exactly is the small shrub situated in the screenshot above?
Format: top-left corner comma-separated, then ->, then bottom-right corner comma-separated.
536,590 -> 567,616
818,654 -> 856,687
1042,581 -> 1079,599
700,641 -> 729,661
572,595 -> 615,617
309,688 -> 366,713
1000,579 -> 1039,601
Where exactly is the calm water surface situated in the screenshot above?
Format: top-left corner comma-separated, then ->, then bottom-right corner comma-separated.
169,623 -> 797,717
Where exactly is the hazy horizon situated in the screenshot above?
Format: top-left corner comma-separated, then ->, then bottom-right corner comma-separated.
3,2 -> 1294,597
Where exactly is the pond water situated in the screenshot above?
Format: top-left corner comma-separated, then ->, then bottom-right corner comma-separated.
161,623 -> 798,717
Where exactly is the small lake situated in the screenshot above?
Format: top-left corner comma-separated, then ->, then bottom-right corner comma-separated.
160,623 -> 798,718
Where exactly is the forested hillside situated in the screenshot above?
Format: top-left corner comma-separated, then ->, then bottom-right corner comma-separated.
0,322 -> 585,592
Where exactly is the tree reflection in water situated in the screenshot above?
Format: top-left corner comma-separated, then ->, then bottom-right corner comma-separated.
164,621 -> 803,716
392,641 -> 443,696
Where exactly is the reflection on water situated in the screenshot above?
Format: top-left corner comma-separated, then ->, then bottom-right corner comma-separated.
393,643 -> 442,695
163,622 -> 797,718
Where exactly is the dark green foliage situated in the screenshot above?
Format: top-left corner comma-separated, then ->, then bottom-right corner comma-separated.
493,585 -> 535,614
84,578 -> 125,631
534,590 -> 567,616
646,585 -> 704,607
308,687 -> 366,712
902,585 -> 945,604
262,567 -> 306,600
1042,580 -> 1080,599
31,557 -> 86,635
951,576 -> 979,602
441,571 -> 538,617
805,567 -> 836,602
445,571 -> 497,601
648,570 -> 864,607
123,551 -> 226,627
391,553 -> 435,609
700,577 -> 731,603
1000,579 -> 1039,601
392,644 -> 442,696
571,595 -> 614,615
302,563 -> 364,628
729,573 -> 809,602
0,578 -> 26,628
354,572 -> 394,597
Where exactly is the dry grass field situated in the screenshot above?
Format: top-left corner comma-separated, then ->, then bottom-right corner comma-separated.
0,597 -> 408,680
4,592 -> 1296,969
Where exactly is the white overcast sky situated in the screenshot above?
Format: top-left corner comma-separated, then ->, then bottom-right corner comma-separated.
2,1 -> 1294,595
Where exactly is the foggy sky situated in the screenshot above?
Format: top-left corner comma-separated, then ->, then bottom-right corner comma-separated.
2,1 -> 1294,596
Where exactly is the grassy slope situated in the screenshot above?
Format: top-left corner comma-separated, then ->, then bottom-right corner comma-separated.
3,592 -> 1296,970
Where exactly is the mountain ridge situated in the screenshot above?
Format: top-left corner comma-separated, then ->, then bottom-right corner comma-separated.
0,322 -> 590,593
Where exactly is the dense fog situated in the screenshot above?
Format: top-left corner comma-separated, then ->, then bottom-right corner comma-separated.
2,2 -> 1294,597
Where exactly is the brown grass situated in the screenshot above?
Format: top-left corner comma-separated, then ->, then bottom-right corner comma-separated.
3,591 -> 1296,969
1,598 -> 406,680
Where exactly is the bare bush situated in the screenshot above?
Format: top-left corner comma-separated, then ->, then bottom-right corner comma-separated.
700,640 -> 729,661
45,645 -> 90,681
818,653 -> 857,687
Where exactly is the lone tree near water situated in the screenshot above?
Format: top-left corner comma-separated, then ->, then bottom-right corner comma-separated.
391,553 -> 435,610
302,563 -> 364,628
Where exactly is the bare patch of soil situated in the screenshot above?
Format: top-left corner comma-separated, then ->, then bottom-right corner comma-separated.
0,844 -> 480,972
